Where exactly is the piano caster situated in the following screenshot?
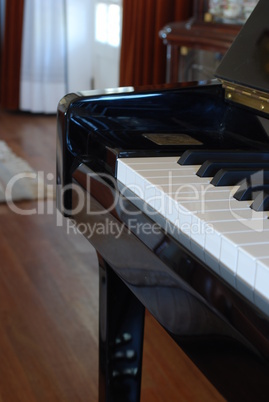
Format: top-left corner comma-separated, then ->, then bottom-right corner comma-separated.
98,254 -> 145,402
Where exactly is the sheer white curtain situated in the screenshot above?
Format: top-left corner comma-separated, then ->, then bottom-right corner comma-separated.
20,0 -> 67,113
0,0 -> 5,49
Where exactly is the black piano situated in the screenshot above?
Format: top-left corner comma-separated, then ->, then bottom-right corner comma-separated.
57,1 -> 269,400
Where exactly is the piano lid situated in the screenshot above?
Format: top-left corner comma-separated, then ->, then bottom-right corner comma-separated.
215,0 -> 269,114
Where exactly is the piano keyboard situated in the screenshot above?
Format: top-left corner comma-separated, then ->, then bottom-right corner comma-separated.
117,154 -> 269,317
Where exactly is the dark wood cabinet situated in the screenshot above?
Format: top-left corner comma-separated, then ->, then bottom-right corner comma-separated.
159,0 -> 258,83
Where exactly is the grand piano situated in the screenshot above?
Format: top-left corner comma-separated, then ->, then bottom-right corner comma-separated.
57,1 -> 269,400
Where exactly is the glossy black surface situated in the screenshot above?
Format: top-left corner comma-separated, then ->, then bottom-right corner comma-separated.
215,0 -> 269,92
211,167 -> 269,186
98,256 -> 145,402
178,149 -> 269,209
234,174 -> 269,200
57,79 -> 269,401
57,81 -> 269,216
197,161 -> 269,177
179,149 -> 269,165
67,84 -> 269,169
71,164 -> 269,402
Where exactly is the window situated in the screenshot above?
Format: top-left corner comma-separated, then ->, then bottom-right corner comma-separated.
95,2 -> 121,47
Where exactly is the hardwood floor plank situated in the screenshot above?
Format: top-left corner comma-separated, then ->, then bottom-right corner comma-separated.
142,312 -> 225,402
0,110 -> 224,401
0,218 -> 98,402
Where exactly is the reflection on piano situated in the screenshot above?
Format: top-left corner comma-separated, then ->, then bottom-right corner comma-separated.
57,1 -> 269,401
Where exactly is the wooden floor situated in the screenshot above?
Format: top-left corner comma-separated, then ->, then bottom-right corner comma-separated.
0,110 -> 225,402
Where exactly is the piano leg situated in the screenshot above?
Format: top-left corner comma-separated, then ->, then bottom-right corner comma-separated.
98,254 -> 145,402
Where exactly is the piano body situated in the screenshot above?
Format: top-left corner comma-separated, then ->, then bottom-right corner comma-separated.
57,1 -> 269,400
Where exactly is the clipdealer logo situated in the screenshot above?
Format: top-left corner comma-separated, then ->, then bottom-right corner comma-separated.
5,171 -> 55,215
3,168 -> 269,236
66,218 -> 127,239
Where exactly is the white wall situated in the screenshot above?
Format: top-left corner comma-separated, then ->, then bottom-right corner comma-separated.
92,0 -> 122,90
66,0 -> 122,93
66,0 -> 94,93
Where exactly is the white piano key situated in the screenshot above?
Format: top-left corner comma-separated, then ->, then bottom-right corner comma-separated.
180,199 -> 252,213
239,243 -> 269,266
176,189 -> 236,201
203,219 -> 269,277
149,175 -> 211,186
210,219 -> 269,234
203,227 -> 222,274
133,169 -> 197,178
220,239 -> 267,291
255,258 -> 269,314
117,156 -> 269,316
117,159 -> 128,183
220,232 -> 269,276
195,209 -> 268,222
121,156 -> 180,165
133,164 -> 198,175
237,246 -> 269,304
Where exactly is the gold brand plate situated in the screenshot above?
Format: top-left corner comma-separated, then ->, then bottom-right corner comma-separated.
143,133 -> 203,146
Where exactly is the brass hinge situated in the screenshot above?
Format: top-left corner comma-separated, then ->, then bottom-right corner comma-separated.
222,80 -> 269,115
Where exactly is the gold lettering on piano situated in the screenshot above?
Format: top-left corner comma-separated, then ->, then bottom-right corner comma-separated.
143,133 -> 203,146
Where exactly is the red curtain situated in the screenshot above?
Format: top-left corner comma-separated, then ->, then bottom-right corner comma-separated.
0,0 -> 24,110
120,0 -> 193,87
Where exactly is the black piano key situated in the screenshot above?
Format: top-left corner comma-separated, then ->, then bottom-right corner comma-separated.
251,191 -> 269,211
234,184 -> 269,201
178,149 -> 269,166
234,178 -> 269,200
211,168 -> 269,187
233,171 -> 269,200
197,161 -> 269,177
